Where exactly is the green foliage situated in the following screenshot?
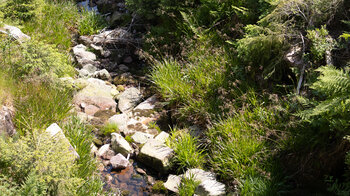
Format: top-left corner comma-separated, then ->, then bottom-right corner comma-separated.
14,81 -> 73,134
62,116 -> 104,195
152,181 -> 167,194
1,0 -> 44,22
0,131 -> 81,195
14,40 -> 75,78
102,123 -> 119,136
299,66 -> 350,132
178,175 -> 200,196
307,26 -> 335,62
166,129 -> 205,171
78,9 -> 106,35
124,135 -> 134,143
23,0 -> 79,51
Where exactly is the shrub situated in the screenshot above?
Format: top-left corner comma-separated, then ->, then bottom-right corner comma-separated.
0,131 -> 81,195
307,26 -> 335,62
14,40 -> 75,78
166,128 -> 205,171
78,9 -> 106,35
1,0 -> 44,22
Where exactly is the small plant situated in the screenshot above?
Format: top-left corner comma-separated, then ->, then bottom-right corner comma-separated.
125,135 -> 134,143
102,123 -> 119,136
152,181 -> 167,194
78,9 -> 106,35
178,175 -> 200,196
166,128 -> 205,171
307,26 -> 335,62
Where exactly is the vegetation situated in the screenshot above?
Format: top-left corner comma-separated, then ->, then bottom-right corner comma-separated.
127,0 -> 350,194
78,9 -> 106,35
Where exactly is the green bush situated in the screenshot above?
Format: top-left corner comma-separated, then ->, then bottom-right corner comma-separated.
78,9 -> 107,35
307,26 -> 335,62
0,131 -> 81,195
1,0 -> 44,22
15,40 -> 75,78
166,129 -> 205,171
101,123 -> 119,136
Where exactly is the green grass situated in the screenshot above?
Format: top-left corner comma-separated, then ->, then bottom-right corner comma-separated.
166,128 -> 205,172
14,81 -> 73,135
101,123 -> 119,136
23,0 -> 79,51
62,116 -> 104,195
78,9 -> 107,35
178,175 -> 200,196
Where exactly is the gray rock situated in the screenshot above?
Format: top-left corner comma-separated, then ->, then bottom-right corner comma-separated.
0,24 -> 30,43
123,56 -> 133,64
93,29 -> 132,45
111,133 -> 134,156
46,123 -> 80,159
97,144 -> 111,158
155,131 -> 170,143
93,69 -> 112,81
91,143 -> 98,156
0,106 -> 16,137
138,139 -> 174,173
184,169 -> 225,196
78,69 -> 91,78
79,35 -> 92,46
108,113 -> 128,131
73,78 -> 118,115
110,153 -> 130,170
102,149 -> 116,160
82,64 -> 98,74
118,64 -> 129,72
117,87 -> 142,113
164,175 -> 182,193
73,44 -> 97,67
131,132 -> 154,144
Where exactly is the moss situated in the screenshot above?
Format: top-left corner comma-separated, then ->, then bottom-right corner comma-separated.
152,181 -> 168,194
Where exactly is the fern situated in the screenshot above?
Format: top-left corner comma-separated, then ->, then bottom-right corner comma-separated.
298,66 -> 350,131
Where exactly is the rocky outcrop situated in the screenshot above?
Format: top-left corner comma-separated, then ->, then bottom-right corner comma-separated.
0,24 -> 30,43
73,78 -> 118,116
137,139 -> 174,173
0,106 -> 16,137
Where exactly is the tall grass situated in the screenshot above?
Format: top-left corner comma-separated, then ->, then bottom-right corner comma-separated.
23,0 -> 79,51
166,128 -> 205,172
78,9 -> 107,35
62,116 -> 104,195
14,81 -> 73,134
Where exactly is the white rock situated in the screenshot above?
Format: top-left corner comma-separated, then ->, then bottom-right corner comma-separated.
82,64 -> 98,74
73,44 -> 97,67
97,144 -> 110,158
155,131 -> 170,143
91,143 -> 98,156
117,87 -> 142,113
93,69 -> 112,81
1,24 -> 30,42
110,153 -> 130,170
46,123 -> 80,159
111,133 -> 134,156
164,175 -> 182,193
131,132 -> 154,144
108,113 -> 128,131
138,139 -> 174,173
185,169 -> 225,196
134,95 -> 157,111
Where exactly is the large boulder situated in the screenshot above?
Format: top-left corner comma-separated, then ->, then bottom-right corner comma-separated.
138,139 -> 174,173
73,78 -> 118,115
117,87 -> 142,113
164,175 -> 182,193
46,123 -> 80,159
111,133 -> 134,156
73,44 -> 97,67
131,132 -> 154,144
0,106 -> 16,136
0,24 -> 30,43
